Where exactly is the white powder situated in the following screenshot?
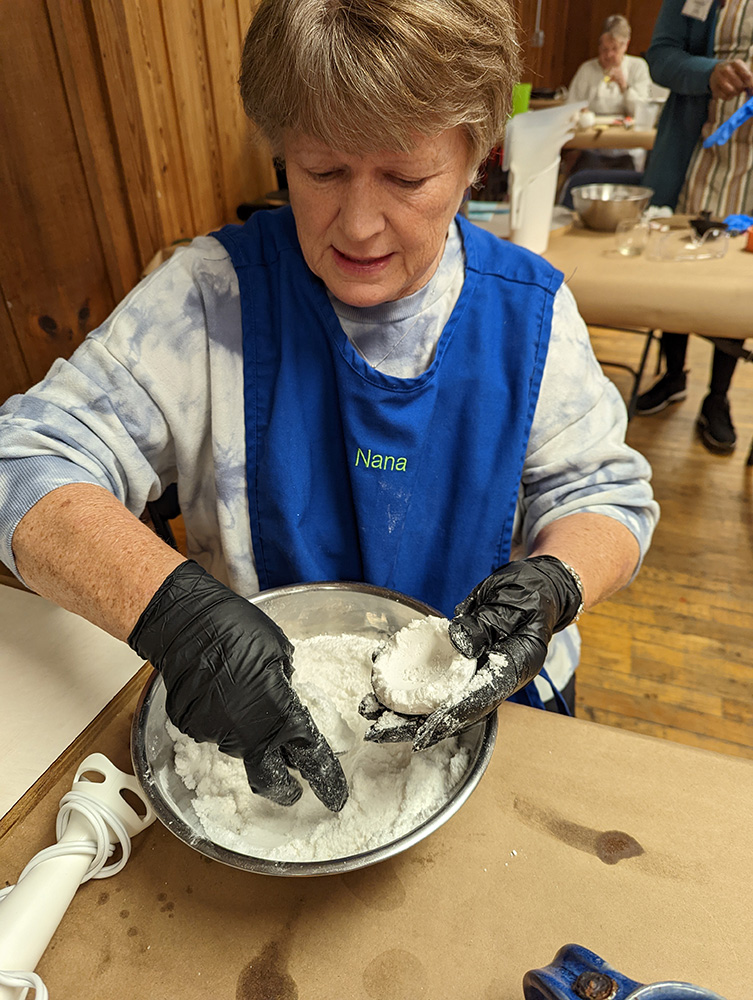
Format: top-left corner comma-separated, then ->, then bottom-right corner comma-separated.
169,632 -> 471,862
371,617 -> 477,714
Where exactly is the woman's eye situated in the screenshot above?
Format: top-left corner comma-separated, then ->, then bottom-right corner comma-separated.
390,176 -> 426,189
309,170 -> 341,181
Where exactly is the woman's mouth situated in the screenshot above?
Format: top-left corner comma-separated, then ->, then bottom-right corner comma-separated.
332,247 -> 393,275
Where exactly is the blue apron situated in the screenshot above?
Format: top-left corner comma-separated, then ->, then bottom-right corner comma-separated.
212,207 -> 567,712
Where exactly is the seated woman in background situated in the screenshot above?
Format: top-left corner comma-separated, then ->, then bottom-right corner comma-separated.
568,14 -> 653,171
569,14 -> 652,118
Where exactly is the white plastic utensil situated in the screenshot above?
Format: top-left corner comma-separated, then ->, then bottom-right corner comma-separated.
0,753 -> 155,999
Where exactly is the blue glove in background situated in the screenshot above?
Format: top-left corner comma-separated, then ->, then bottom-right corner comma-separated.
723,213 -> 753,234
703,94 -> 753,148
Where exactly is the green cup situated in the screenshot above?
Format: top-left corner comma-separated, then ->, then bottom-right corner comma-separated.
511,82 -> 532,117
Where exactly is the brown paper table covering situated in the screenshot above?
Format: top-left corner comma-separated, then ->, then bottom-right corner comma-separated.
544,224 -> 752,339
563,125 -> 656,151
2,669 -> 752,1000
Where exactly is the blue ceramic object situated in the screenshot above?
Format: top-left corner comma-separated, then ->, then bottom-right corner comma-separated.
523,944 -> 728,1000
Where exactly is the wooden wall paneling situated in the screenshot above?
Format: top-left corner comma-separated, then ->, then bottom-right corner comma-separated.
121,0 -> 197,246
235,0 -> 256,33
202,0 -> 277,221
516,0 -> 542,85
559,2 -> 601,89
88,0 -> 163,269
627,0 -> 666,58
45,0 -> 142,302
159,0 -> 226,235
541,0 -> 572,91
516,0 -> 572,91
0,0 -> 116,388
0,294 -> 31,403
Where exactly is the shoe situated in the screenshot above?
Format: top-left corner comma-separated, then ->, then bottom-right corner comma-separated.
696,392 -> 736,453
635,371 -> 688,415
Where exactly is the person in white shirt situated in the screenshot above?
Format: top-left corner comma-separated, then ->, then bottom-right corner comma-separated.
566,15 -> 653,173
569,15 -> 652,119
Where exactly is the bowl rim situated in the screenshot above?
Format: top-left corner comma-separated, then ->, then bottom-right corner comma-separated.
570,183 -> 654,201
130,580 -> 498,877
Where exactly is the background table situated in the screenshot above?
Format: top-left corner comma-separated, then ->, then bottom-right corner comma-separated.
543,222 -> 753,455
563,124 -> 656,151
2,678 -> 751,999
543,223 -> 751,339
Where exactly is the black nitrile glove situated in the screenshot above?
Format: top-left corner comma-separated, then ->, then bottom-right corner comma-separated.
128,560 -> 348,812
361,555 -> 582,750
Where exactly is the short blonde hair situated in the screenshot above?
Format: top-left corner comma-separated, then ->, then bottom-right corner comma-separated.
239,0 -> 521,170
601,14 -> 631,42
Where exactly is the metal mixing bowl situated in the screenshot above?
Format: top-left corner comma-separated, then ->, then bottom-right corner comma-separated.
571,183 -> 654,231
131,581 -> 497,877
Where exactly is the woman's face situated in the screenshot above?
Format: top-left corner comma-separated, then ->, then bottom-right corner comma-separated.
598,33 -> 628,70
283,127 -> 474,307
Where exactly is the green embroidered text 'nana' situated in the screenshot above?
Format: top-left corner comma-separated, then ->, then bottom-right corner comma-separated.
355,447 -> 407,471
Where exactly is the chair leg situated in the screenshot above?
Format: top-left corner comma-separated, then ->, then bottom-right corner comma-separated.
146,504 -> 179,549
626,329 -> 657,420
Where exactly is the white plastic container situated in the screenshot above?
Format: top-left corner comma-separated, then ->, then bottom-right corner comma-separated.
509,157 -> 561,254
633,98 -> 661,129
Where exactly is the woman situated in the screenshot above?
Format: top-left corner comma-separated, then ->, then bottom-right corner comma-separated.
638,0 -> 753,453
569,14 -> 652,120
568,14 -> 653,171
0,0 -> 658,809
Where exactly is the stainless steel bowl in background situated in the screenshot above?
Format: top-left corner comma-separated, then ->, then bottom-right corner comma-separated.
571,183 -> 654,231
131,581 -> 497,877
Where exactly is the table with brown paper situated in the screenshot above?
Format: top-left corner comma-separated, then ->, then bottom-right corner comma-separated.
543,223 -> 752,340
1,664 -> 752,1000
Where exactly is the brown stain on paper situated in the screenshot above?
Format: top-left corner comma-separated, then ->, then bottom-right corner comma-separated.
237,940 -> 298,1000
514,797 -> 644,865
362,948 -> 428,999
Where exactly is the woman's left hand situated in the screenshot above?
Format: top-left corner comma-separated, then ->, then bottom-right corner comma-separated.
360,556 -> 583,749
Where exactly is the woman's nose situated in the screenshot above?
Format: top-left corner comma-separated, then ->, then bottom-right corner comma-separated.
337,180 -> 386,243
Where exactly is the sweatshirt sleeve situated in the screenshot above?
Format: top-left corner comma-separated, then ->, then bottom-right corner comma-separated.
568,62 -> 593,105
516,283 -> 660,575
0,238 -> 226,578
646,0 -> 718,95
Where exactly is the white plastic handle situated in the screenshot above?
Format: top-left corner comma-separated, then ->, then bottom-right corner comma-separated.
0,754 -> 154,1000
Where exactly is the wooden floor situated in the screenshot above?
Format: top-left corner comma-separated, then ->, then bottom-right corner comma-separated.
1,330 -> 751,760
580,328 -> 753,759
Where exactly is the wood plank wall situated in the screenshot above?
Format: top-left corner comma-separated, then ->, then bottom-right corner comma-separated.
0,0 -> 275,406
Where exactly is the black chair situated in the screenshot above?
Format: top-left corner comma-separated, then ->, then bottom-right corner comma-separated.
146,483 -> 181,549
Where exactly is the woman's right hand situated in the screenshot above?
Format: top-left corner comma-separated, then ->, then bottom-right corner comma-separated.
128,560 -> 348,812
710,59 -> 753,101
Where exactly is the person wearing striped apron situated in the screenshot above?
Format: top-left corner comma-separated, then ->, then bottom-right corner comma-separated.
639,0 -> 753,453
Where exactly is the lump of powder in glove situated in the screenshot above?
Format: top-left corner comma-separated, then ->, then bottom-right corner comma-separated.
371,617 -> 477,714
